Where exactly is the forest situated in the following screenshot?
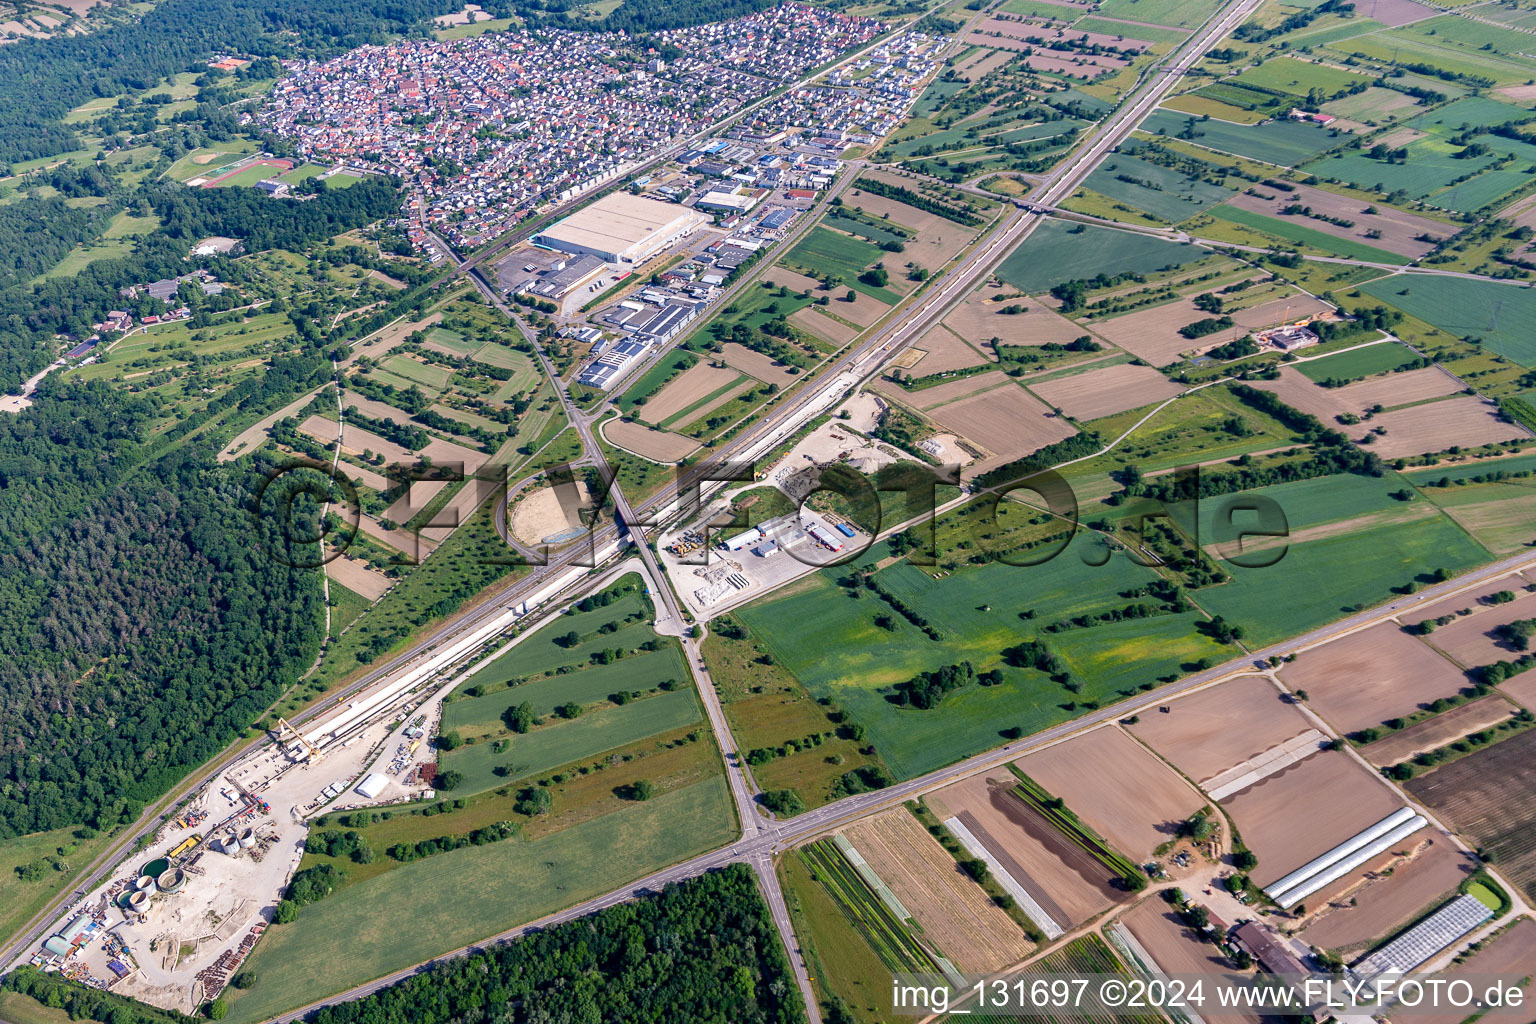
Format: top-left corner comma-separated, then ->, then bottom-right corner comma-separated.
301,865 -> 806,1024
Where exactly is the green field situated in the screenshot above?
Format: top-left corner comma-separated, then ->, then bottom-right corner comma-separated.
424,326 -> 479,356
1096,0 -> 1219,27
222,777 -> 735,1024
1144,108 -> 1343,166
1206,205 -> 1409,263
735,537 -> 1231,779
1083,151 -> 1232,222
1232,55 -> 1370,98
616,349 -> 698,412
444,647 -> 690,729
442,688 -> 704,795
785,226 -> 899,302
1360,275 -> 1536,366
996,220 -> 1211,293
1295,341 -> 1424,382
1406,453 -> 1536,488
1312,134 -> 1530,212
381,354 -> 453,389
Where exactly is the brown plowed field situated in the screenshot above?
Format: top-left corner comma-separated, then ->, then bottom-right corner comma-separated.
642,362 -> 748,425
763,268 -> 825,296
1337,365 -> 1464,411
1278,622 -> 1470,735
1226,184 -> 1450,258
1230,294 -> 1331,330
1129,675 -> 1322,784
326,554 -> 394,602
1029,362 -> 1183,421
843,810 -> 1032,972
1359,396 -> 1526,459
1500,669 -> 1536,711
1015,727 -> 1206,860
905,325 -> 992,375
943,291 -> 1103,349
1409,917 -> 1536,1024
305,416 -> 415,466
720,342 -> 801,386
1398,573 -> 1532,626
1300,835 -> 1477,952
603,417 -> 698,463
1422,591 -> 1536,668
789,307 -> 860,346
1220,750 -> 1404,888
1362,696 -> 1525,766
342,391 -> 415,426
1407,728 -> 1536,901
1090,296 -> 1241,366
911,371 -> 1077,470
1120,902 -> 1264,1024
844,191 -> 975,273
928,772 -> 1120,928
421,436 -> 489,473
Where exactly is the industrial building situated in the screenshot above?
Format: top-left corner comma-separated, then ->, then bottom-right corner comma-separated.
518,254 -> 608,302
355,773 -> 391,800
534,192 -> 706,265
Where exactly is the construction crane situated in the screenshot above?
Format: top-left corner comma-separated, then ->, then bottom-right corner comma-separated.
275,716 -> 318,760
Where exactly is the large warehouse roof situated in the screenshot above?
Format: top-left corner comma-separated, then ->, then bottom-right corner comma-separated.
538,193 -> 704,261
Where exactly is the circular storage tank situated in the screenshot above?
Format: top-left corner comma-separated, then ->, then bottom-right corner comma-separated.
140,858 -> 168,879
156,867 -> 185,894
135,875 -> 154,891
238,828 -> 256,849
129,890 -> 148,910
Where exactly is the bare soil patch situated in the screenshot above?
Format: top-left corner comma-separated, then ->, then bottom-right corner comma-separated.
343,391 -> 415,426
928,771 -> 1119,928
1499,669 -> 1536,711
762,268 -> 826,295
384,480 -> 450,524
1015,726 -> 1206,860
604,417 -> 699,463
510,480 -> 591,546
1227,185 -> 1449,258
1029,362 -> 1182,420
643,362 -> 747,425
1229,293 -> 1331,330
1299,835 -> 1477,952
846,190 -> 974,273
1120,903 -> 1263,1024
326,555 -> 394,601
831,287 -> 892,328
789,306 -> 860,346
1362,695 -> 1524,766
915,372 -> 1078,473
1220,749 -> 1404,888
1129,675 -> 1317,784
1091,297 -> 1240,366
1422,590 -> 1536,668
421,436 -> 489,474
843,810 -> 1032,972
1334,364 -> 1464,409
905,325 -> 993,375
944,291 -> 1100,349
1361,396 -> 1526,459
1279,622 -> 1471,735
720,343 -> 801,386
1401,573 -> 1535,626
306,416 -> 414,466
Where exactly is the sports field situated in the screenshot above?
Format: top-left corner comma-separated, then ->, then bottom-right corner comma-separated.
995,220 -> 1210,293
1361,275 -> 1536,366
222,778 -> 735,1023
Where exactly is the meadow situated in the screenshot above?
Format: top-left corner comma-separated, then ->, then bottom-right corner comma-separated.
735,537 -> 1231,779
1143,109 -> 1343,165
1295,341 -> 1425,382
1311,135 -> 1530,213
443,647 -> 690,732
1082,152 -> 1232,222
785,227 -> 900,302
1360,275 -> 1536,366
995,220 -> 1211,292
442,688 -> 704,795
222,778 -> 735,1024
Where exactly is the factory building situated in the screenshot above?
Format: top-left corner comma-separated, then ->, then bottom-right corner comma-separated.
535,193 -> 706,265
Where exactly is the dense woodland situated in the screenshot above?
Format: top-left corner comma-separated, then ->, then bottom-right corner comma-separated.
304,866 -> 805,1024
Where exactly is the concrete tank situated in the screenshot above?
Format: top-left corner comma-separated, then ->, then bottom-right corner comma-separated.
238,828 -> 256,849
156,867 -> 185,894
135,875 -> 154,891
129,890 -> 149,910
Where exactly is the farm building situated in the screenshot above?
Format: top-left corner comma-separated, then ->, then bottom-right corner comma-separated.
534,193 -> 706,265
1262,807 -> 1427,908
1354,893 -> 1494,983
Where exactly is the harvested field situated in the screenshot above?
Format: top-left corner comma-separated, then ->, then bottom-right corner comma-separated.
1251,361 -> 1462,438
843,810 -> 1031,972
1128,675 -> 1317,784
1299,834 -> 1477,952
1119,903 -> 1263,1024
1220,749 -> 1404,888
342,391 -> 415,426
789,307 -> 860,346
1362,695 -> 1525,766
1279,622 -> 1471,735
356,514 -> 429,558
1445,493 -> 1536,554
305,416 -> 414,466
1229,294 -> 1332,330
1360,396 -> 1526,459
1015,727 -> 1205,860
1410,918 -> 1536,1024
719,342 -> 801,386
828,287 -> 892,328
348,312 -> 441,366
1422,590 -> 1536,667
844,190 -> 975,273
1332,364 -> 1464,409
1359,0 -> 1437,25
1400,573 -> 1535,626
908,371 -> 1077,472
904,325 -> 992,375
340,463 -> 389,492
1408,728 -> 1536,901
762,268 -> 826,296
1028,362 -> 1183,420
928,771 -> 1119,928
641,362 -> 749,426
1090,296 -> 1241,366
383,480 -> 450,523
421,436 -> 489,473
325,555 -> 393,602
944,291 -> 1102,349
1500,669 -> 1536,710
603,417 -> 698,462
1226,185 -> 1450,258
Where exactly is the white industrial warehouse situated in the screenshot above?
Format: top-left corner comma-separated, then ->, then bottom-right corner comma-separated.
534,192 -> 707,264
